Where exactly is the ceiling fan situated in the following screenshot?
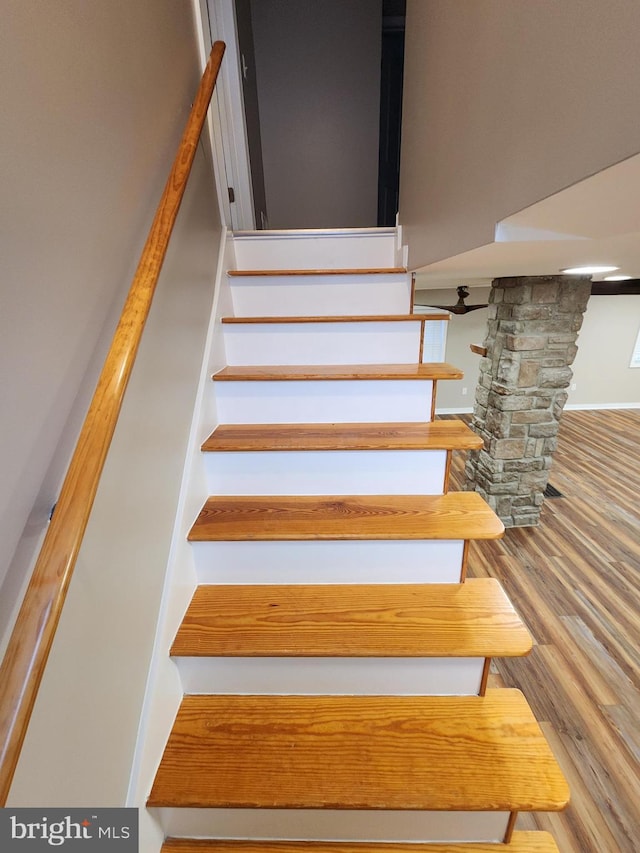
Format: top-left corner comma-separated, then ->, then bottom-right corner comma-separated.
416,285 -> 488,315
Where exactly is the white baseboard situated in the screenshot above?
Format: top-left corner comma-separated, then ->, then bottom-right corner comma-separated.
436,404 -> 640,415
565,402 -> 640,411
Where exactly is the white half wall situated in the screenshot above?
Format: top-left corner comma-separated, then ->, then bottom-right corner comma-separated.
416,286 -> 490,413
7,148 -> 222,806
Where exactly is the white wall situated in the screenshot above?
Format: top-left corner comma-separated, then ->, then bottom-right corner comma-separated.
569,296 -> 640,408
8,146 -> 222,807
250,0 -> 382,228
0,0 -> 211,642
400,0 -> 640,270
419,284 -> 640,412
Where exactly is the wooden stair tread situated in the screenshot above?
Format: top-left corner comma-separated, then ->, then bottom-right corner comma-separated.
188,493 -> 504,542
202,421 -> 482,452
170,578 -> 532,658
162,833 -> 560,852
228,268 -> 407,276
221,314 -> 448,323
212,363 -> 463,381
147,690 -> 569,810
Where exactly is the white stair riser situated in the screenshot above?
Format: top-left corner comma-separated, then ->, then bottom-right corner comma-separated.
176,657 -> 484,696
229,274 -> 411,317
223,321 -> 422,365
204,449 -> 447,495
156,808 -> 510,843
232,231 -> 397,270
214,379 -> 434,424
192,540 -> 465,585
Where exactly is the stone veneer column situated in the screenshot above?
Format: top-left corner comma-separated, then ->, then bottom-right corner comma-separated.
465,275 -> 591,527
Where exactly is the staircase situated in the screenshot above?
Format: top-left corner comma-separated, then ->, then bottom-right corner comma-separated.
145,228 -> 568,851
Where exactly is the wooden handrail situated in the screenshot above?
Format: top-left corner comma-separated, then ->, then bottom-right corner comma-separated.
0,40 -> 225,805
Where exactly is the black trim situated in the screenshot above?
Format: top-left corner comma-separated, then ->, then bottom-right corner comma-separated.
591,280 -> 640,295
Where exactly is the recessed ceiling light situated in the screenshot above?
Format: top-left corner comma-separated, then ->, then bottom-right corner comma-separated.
603,274 -> 632,281
560,265 -> 619,275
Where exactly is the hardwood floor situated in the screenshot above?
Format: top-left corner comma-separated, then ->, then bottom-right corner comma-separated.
447,409 -> 640,853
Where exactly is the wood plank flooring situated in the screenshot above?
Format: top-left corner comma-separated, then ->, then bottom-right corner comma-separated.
446,408 -> 640,853
188,493 -> 505,542
162,836 -> 561,853
148,690 -> 568,810
227,268 -> 407,276
212,363 -> 463,381
201,421 -> 482,452
170,579 -> 532,658
221,314 -> 445,323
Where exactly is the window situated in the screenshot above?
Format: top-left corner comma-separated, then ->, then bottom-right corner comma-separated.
630,325 -> 640,368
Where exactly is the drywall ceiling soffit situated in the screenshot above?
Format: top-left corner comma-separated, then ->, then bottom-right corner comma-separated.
413,152 -> 640,289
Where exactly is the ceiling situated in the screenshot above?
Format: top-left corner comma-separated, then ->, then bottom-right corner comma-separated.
414,151 -> 640,291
